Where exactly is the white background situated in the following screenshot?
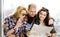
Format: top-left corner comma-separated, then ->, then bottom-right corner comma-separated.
1,0 -> 60,37
2,0 -> 60,19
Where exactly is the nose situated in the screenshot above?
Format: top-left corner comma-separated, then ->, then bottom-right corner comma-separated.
40,15 -> 44,18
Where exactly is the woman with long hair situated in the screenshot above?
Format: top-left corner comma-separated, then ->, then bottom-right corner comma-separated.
3,6 -> 28,37
28,7 -> 53,37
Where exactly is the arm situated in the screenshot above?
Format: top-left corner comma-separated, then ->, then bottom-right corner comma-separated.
6,20 -> 22,36
3,24 -> 15,36
50,29 -> 56,37
6,28 -> 15,36
3,17 -> 23,36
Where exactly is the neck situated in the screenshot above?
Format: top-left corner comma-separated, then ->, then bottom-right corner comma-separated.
40,20 -> 45,26
40,20 -> 43,23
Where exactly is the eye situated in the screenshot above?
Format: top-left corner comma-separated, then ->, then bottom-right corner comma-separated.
30,11 -> 33,12
40,13 -> 42,14
44,14 -> 46,16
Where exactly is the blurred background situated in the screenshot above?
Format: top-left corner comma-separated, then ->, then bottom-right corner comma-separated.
0,0 -> 1,37
2,0 -> 60,21
1,0 -> 60,37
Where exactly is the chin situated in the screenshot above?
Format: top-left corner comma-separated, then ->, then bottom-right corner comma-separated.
40,18 -> 44,20
31,16 -> 34,17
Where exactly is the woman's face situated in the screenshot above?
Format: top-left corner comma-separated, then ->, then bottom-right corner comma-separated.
19,10 -> 27,17
19,10 -> 27,21
39,11 -> 47,21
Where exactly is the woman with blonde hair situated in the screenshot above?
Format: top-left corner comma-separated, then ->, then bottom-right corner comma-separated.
3,6 -> 29,37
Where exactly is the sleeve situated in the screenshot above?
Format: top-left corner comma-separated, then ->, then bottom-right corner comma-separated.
50,28 -> 56,34
25,23 -> 32,31
3,17 -> 10,35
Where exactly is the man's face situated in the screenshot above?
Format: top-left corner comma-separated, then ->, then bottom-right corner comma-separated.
28,8 -> 36,17
49,19 -> 54,25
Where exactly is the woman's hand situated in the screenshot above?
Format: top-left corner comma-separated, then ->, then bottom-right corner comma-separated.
14,15 -> 27,28
46,32 -> 51,37
14,18 -> 23,28
27,31 -> 31,36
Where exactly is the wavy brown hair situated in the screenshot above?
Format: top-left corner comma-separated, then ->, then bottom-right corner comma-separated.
36,7 -> 50,26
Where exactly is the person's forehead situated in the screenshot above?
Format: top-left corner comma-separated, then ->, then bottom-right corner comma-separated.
30,6 -> 36,8
29,5 -> 36,9
29,8 -> 36,11
40,11 -> 47,15
30,6 -> 36,9
30,4 -> 36,7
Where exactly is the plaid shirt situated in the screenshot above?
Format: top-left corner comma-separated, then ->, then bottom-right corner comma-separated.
4,16 -> 16,35
4,16 -> 31,37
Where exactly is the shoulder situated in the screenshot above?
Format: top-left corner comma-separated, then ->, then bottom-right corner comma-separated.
33,24 -> 39,28
4,16 -> 16,28
4,15 -> 16,21
4,15 -> 16,24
